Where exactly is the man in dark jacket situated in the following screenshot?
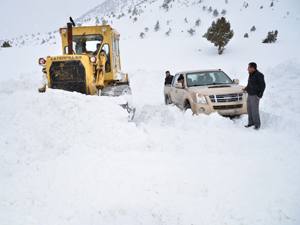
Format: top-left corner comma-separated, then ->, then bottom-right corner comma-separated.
243,62 -> 266,130
164,71 -> 174,86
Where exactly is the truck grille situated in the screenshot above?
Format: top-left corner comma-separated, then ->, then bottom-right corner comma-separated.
213,104 -> 243,110
49,60 -> 86,94
209,93 -> 244,103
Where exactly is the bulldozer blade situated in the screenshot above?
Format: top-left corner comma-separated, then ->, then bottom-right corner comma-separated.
101,84 -> 131,96
101,84 -> 135,120
120,102 -> 136,121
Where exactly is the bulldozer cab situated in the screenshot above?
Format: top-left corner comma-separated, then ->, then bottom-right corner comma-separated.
39,24 -> 129,95
60,25 -> 122,81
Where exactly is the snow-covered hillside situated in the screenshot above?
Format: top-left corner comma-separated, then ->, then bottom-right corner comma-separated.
0,0 -> 300,224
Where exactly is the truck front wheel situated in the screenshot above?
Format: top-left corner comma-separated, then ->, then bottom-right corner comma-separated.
184,100 -> 191,111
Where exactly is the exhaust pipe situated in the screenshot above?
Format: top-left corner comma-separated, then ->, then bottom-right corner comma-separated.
67,22 -> 73,55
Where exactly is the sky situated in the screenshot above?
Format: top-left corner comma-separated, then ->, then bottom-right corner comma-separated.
0,0 -> 106,40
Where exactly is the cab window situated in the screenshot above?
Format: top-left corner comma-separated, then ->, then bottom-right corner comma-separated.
116,38 -> 119,56
113,55 -> 116,69
64,34 -> 103,55
112,36 -> 115,52
100,44 -> 111,73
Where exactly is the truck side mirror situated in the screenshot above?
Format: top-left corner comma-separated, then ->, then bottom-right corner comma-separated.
233,79 -> 239,84
175,83 -> 182,88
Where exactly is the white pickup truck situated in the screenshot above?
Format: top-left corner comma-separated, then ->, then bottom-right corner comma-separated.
164,69 -> 247,116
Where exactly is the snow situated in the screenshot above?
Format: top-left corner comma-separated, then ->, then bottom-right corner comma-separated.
1,0 -> 300,224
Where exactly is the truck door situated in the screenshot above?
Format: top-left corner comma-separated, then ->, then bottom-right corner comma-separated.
170,74 -> 185,108
175,83 -> 186,110
170,74 -> 179,105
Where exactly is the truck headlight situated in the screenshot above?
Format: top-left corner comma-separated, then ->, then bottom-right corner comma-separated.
196,93 -> 207,104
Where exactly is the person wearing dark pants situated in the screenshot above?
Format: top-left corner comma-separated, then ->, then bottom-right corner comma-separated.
243,62 -> 266,130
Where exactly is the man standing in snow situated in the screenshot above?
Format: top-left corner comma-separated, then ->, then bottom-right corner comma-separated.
164,71 -> 174,86
243,62 -> 266,130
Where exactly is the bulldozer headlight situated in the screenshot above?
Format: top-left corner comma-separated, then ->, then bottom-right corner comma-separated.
38,58 -> 46,66
102,27 -> 106,32
90,56 -> 97,63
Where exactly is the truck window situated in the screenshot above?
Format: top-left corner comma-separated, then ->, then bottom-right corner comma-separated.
186,71 -> 233,86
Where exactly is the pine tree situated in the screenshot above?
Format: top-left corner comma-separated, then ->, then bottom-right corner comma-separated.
262,30 -> 278,43
95,17 -> 100,25
205,17 -> 234,54
154,21 -> 160,31
1,41 -> 12,47
244,33 -> 249,38
195,18 -> 201,26
140,32 -> 145,38
132,7 -> 138,16
250,26 -> 256,31
102,19 -> 108,25
213,9 -> 219,17
162,0 -> 172,9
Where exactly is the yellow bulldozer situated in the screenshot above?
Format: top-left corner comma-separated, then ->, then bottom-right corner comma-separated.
38,18 -> 134,117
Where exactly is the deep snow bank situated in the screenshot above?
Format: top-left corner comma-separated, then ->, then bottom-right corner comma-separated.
0,56 -> 299,224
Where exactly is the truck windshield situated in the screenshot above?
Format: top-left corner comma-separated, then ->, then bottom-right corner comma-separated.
65,34 -> 104,55
186,71 -> 233,87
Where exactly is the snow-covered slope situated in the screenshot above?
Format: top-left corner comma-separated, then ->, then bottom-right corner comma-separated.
0,0 -> 300,224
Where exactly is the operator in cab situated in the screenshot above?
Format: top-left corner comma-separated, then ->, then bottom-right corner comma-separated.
93,43 -> 101,55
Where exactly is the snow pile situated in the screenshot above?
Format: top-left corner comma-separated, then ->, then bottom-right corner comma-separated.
0,0 -> 300,224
